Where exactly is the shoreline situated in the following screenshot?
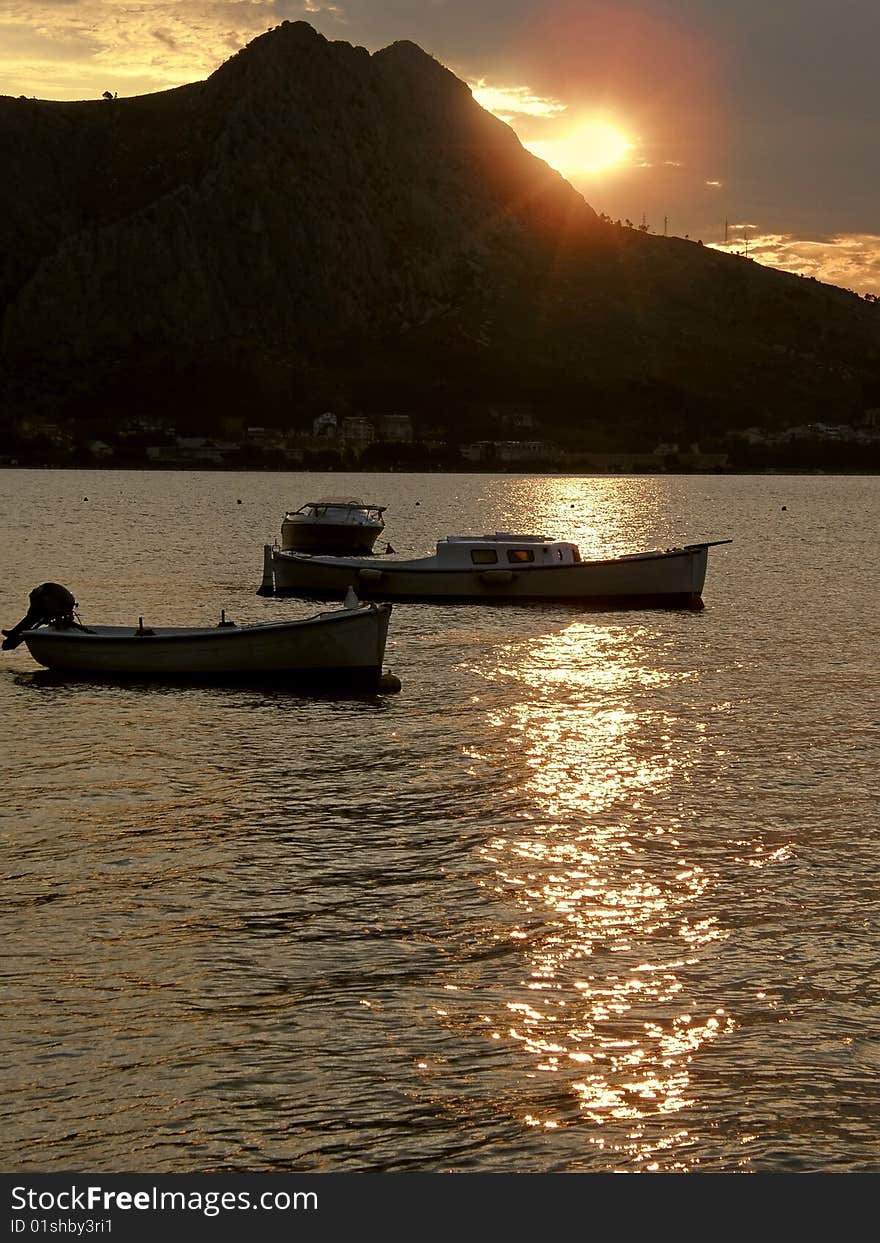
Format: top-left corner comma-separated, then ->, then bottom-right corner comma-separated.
2,463 -> 878,477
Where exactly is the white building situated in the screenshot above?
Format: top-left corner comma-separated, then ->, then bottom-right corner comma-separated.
340,417 -> 376,452
312,411 -> 338,439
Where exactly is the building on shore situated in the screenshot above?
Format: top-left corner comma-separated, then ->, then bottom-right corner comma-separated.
377,414 -> 414,443
340,416 -> 376,454
312,411 -> 338,439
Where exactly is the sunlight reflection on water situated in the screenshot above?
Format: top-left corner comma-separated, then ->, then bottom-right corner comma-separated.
455,611 -> 736,1166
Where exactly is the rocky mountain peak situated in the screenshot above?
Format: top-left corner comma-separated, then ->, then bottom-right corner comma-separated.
0,22 -> 877,436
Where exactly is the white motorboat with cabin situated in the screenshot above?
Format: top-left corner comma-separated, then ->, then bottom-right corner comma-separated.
3,582 -> 396,689
259,533 -> 732,609
280,498 -> 386,554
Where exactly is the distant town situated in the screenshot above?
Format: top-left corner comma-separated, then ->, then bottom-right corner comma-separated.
3,407 -> 880,472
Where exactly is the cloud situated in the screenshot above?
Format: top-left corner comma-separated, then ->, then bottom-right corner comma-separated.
151,28 -> 179,51
0,2 -> 338,98
710,232 -> 880,297
469,78 -> 567,123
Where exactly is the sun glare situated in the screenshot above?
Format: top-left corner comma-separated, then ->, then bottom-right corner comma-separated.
525,119 -> 634,176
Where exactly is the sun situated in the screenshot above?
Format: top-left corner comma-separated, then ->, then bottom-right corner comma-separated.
525,118 -> 634,176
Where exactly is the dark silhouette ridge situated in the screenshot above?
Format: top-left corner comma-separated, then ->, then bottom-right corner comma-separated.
1,19 -> 878,446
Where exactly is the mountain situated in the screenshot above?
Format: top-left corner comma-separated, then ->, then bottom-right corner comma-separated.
1,20 -> 878,448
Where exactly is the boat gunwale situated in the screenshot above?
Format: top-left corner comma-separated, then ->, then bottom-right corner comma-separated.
21,604 -> 391,645
272,543 -> 718,575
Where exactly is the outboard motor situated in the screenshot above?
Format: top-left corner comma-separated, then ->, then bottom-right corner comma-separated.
2,583 -> 77,650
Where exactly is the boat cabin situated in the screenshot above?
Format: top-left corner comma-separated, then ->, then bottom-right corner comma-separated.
436,534 -> 582,567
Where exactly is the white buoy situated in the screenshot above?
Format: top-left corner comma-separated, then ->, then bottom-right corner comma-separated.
257,544 -> 275,595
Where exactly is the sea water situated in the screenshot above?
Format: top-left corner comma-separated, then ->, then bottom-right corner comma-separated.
1,469 -> 878,1172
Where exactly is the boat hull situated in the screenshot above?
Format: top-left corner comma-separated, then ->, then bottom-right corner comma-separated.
281,521 -> 384,555
264,546 -> 710,608
21,604 -> 392,685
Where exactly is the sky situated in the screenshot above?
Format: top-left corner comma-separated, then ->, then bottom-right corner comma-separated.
2,0 -> 878,295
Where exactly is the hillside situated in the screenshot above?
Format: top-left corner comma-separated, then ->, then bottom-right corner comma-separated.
1,20 -> 879,450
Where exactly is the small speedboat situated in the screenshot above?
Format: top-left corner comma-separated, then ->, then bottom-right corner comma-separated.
259,533 -> 732,609
3,584 -> 397,689
279,498 -> 386,555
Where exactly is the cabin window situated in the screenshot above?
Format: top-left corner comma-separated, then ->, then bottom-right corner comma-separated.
471,549 -> 498,565
506,549 -> 535,563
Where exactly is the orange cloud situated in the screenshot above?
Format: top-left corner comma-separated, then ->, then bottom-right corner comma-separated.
469,79 -> 568,123
711,233 -> 880,297
0,2 -> 339,98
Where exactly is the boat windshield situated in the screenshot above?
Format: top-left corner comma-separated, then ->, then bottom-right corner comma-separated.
293,499 -> 384,517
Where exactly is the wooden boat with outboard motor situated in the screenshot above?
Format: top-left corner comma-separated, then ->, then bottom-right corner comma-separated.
3,583 -> 399,690
259,533 -> 732,609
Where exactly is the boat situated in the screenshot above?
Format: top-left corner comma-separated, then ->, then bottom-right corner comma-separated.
259,533 -> 732,609
279,498 -> 386,555
3,584 -> 397,689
